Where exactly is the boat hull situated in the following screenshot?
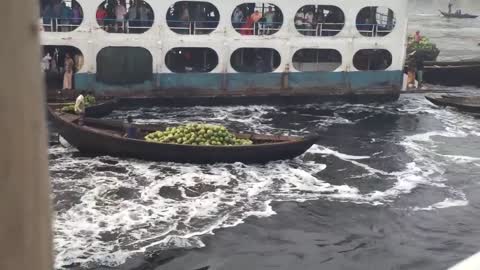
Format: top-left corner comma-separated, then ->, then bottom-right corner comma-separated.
425,94 -> 480,113
74,70 -> 403,101
48,108 -> 319,164
423,61 -> 480,87
440,11 -> 478,18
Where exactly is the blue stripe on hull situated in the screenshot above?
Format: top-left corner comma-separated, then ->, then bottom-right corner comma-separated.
74,70 -> 403,96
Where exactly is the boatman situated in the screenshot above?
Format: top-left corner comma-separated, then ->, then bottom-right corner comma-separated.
448,0 -> 454,14
124,116 -> 138,139
74,91 -> 86,125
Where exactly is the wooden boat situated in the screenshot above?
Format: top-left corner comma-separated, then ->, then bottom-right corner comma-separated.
425,94 -> 480,113
423,59 -> 480,87
48,107 -> 320,164
439,11 -> 478,19
48,100 -> 118,118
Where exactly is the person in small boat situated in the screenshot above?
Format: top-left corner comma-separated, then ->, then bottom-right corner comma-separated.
124,116 -> 139,139
74,91 -> 86,125
448,1 -> 454,14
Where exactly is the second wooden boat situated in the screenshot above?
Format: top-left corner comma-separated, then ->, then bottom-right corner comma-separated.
425,94 -> 480,113
48,107 -> 320,164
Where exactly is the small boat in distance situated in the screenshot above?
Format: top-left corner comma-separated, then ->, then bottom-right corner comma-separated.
439,10 -> 478,19
48,107 -> 320,164
425,94 -> 480,113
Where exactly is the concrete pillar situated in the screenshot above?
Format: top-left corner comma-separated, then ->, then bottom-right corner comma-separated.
0,1 -> 53,270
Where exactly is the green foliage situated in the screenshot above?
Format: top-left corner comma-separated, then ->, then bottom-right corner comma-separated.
144,123 -> 254,146
407,35 -> 440,61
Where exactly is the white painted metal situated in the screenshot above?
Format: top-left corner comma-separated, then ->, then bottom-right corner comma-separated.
40,0 -> 409,75
449,252 -> 480,270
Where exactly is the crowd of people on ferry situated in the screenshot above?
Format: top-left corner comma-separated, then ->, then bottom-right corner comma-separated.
231,4 -> 283,35
166,2 -> 220,35
41,47 -> 83,91
295,6 -> 344,37
96,0 -> 154,33
40,0 -> 83,32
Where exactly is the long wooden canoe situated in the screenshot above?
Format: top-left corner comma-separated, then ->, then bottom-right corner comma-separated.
48,107 -> 320,164
425,94 -> 480,113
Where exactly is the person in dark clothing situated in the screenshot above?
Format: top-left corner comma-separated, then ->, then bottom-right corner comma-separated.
415,51 -> 425,89
124,116 -> 139,139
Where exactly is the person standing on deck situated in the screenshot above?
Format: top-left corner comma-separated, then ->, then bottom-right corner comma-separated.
415,51 -> 426,89
414,30 -> 422,43
138,2 -> 151,27
96,5 -> 108,27
448,0 -> 454,14
63,53 -> 74,90
41,53 -> 52,72
114,0 -> 127,32
72,2 -> 83,26
264,6 -> 275,35
406,51 -> 417,90
74,91 -> 86,125
232,7 -> 244,30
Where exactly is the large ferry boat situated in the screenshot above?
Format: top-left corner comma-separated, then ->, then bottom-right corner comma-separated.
39,0 -> 408,101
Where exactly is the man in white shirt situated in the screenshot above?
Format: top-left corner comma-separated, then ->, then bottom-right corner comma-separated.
74,91 -> 86,124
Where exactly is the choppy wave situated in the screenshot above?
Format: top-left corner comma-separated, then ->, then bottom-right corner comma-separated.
49,95 -> 480,268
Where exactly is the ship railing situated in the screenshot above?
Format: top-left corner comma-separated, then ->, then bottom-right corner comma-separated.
40,17 -> 82,32
357,24 -> 395,37
233,21 -> 282,35
99,19 -> 154,33
296,23 -> 345,36
376,12 -> 397,27
125,19 -> 154,33
167,20 -> 219,35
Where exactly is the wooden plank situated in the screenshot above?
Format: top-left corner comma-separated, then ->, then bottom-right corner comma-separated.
0,1 -> 52,270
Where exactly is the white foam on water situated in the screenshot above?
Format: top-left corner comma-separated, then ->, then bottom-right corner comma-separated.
413,189 -> 470,212
50,99 -> 480,268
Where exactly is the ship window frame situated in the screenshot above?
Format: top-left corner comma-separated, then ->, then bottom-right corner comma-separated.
96,47 -> 153,85
292,49 -> 342,72
95,0 -> 155,34
231,3 -> 284,36
42,45 -> 84,90
165,47 -> 219,73
230,48 -> 281,73
353,49 -> 393,71
356,6 -> 396,37
40,0 -> 84,32
294,5 -> 345,37
166,1 -> 221,35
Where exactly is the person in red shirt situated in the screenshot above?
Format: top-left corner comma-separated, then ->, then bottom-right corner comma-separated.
414,30 -> 422,43
96,5 -> 108,27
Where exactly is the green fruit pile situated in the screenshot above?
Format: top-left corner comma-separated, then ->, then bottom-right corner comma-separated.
61,104 -> 75,113
145,123 -> 253,146
407,35 -> 440,61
